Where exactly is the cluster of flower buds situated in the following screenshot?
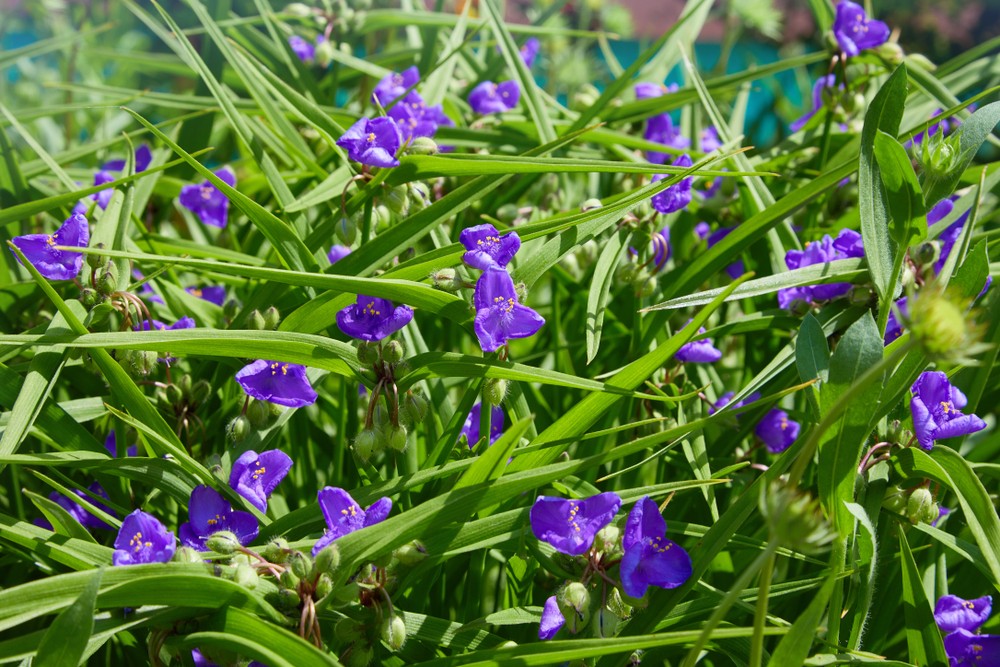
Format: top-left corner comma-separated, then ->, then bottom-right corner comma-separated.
353,337 -> 423,459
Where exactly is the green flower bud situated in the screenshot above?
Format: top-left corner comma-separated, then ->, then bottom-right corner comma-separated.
592,606 -> 621,638
285,3 -> 314,17
383,185 -> 410,216
275,587 -> 300,611
881,486 -> 908,514
259,537 -> 290,564
333,581 -> 360,603
594,524 -> 620,553
234,563 -> 258,589
336,216 -> 358,245
617,262 -> 639,284
223,298 -> 240,320
313,574 -> 333,600
907,487 -> 935,525
354,428 -> 379,461
80,288 -> 99,308
206,530 -> 241,555
393,540 -> 427,565
86,243 -> 107,270
388,424 -> 408,452
607,587 -> 632,619
788,298 -> 812,317
315,543 -> 341,576
381,613 -> 407,651
335,618 -> 364,642
635,276 -> 657,298
496,203 -> 520,222
247,309 -> 267,331
174,373 -> 192,399
226,415 -> 250,443
484,377 -> 508,406
165,382 -> 184,406
190,379 -> 212,406
247,399 -> 272,429
262,306 -> 281,330
343,644 -> 373,667
172,546 -> 204,563
571,83 -> 600,111
557,582 -> 591,634
404,391 -> 429,424
430,268 -> 462,291
383,340 -> 404,364
122,349 -> 158,377
372,204 -> 392,232
357,341 -> 380,366
874,41 -> 904,66
279,568 -> 300,591
760,481 -> 834,554
515,281 -> 529,303
95,262 -> 119,296
908,288 -> 979,362
288,551 -> 313,579
407,182 -> 431,210
914,241 -> 940,268
315,38 -> 336,68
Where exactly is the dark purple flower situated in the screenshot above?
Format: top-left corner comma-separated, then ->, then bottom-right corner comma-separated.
539,595 -> 565,640
337,117 -> 402,169
11,213 -> 89,281
230,449 -> 293,513
944,628 -> 1000,667
139,316 -> 196,332
777,229 -> 864,309
620,496 -> 692,598
105,431 -> 138,458
289,35 -> 315,63
932,505 -> 952,527
102,144 -> 152,173
884,297 -> 908,345
644,114 -> 690,164
336,295 -> 413,341
185,285 -> 227,306
460,402 -> 505,448
935,595 -> 993,633
328,245 -> 351,265
755,409 -> 799,453
179,167 -> 236,229
530,492 -> 621,556
460,223 -> 521,270
635,82 -> 678,100
373,66 -> 420,107
473,267 -> 545,352
833,1 -> 890,57
113,509 -> 176,566
92,170 -> 116,210
520,37 -> 540,68
928,198 -> 971,275
468,80 -> 520,114
388,91 -> 453,141
700,126 -> 721,153
235,360 -> 318,408
48,482 -> 114,531
179,485 -> 258,551
710,391 -> 761,416
676,326 -> 722,363
790,75 -> 838,133
651,154 -> 694,214
313,486 -> 392,556
694,222 -> 711,240
910,371 -> 986,451
706,226 -> 744,279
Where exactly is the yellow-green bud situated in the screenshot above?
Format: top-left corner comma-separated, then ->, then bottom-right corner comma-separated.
404,391 -> 428,424
226,415 -> 250,443
393,540 -> 427,565
580,198 -> 603,212
80,288 -> 99,308
407,182 -> 431,210
383,340 -> 404,364
259,537 -> 290,563
279,568 -> 300,591
430,268 -> 462,291
275,587 -> 300,611
314,573 -> 333,599
354,428 -> 378,460
285,3 -> 313,17
343,644 -> 373,667
315,543 -> 341,576
190,379 -> 212,406
95,261 -> 119,296
288,551 -> 313,579
206,530 -> 240,555
906,53 -> 937,72
594,524 -> 620,553
223,298 -> 240,320
372,204 -> 392,232
874,41 -> 905,66
882,486 -> 908,514
247,399 -> 272,429
262,306 -> 281,330
484,377 -> 508,406
123,349 -> 158,377
247,309 -> 267,331
388,424 -> 408,452
166,383 -> 184,405
907,487 -> 936,525
87,243 -> 107,270
381,614 -> 407,651
617,262 -> 639,284
234,563 -> 258,589
315,38 -> 336,68
557,582 -> 591,634
914,241 -> 940,268
357,341 -> 380,366
172,546 -> 204,563
607,587 -> 632,619
383,185 -> 410,216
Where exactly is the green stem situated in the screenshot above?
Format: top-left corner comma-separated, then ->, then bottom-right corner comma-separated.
876,246 -> 907,337
749,548 -> 777,667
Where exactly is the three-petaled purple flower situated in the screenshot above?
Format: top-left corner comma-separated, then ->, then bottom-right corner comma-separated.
337,117 -> 402,169
235,360 -> 318,408
179,485 -> 258,551
833,1 -> 890,57
935,595 -> 993,633
777,229 -> 865,310
313,487 -> 392,556
373,66 -> 420,107
944,628 -> 1000,666
790,74 -> 839,133
42,482 -> 114,531
460,224 -> 521,270
473,267 -> 545,352
75,145 -> 153,214
388,92 -> 453,141
755,409 -> 799,453
185,285 -> 227,306
336,295 -> 414,341
910,371 -> 986,451
289,35 -> 317,63
676,326 -> 722,363
645,114 -> 690,164
620,496 -> 692,599
328,245 -> 351,265
884,296 -> 908,345
113,509 -> 176,566
459,402 -> 505,448
11,213 -> 89,281
651,155 -> 694,215
530,492 -> 621,556
520,37 -> 540,68
230,449 -> 293,513
468,80 -> 520,114
179,167 -> 236,229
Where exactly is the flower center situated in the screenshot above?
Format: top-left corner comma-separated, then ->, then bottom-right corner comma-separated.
251,461 -> 266,480
340,505 -> 358,517
201,184 -> 214,200
46,233 -> 58,246
130,531 -> 152,552
190,288 -> 202,298
567,503 -> 581,533
648,535 -> 672,553
940,400 -> 953,415
362,301 -> 382,317
270,362 -> 289,376
367,132 -> 376,143
476,235 -> 501,250
492,295 -> 516,315
780,418 -> 788,431
964,600 -> 976,609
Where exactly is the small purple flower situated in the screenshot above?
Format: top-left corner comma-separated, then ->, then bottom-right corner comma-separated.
710,391 -> 761,416
884,296 -> 908,345
337,117 -> 402,169
92,170 -> 116,210
651,154 -> 694,215
336,295 -> 413,341
635,82 -> 678,100
468,80 -> 520,114
459,402 -> 505,448
755,409 -> 799,453
620,496 -> 692,599
105,431 -> 138,458
11,213 -> 89,281
694,222 -> 711,240
313,486 -> 392,556
388,91 -> 453,141
373,66 -> 420,107
644,114 -> 690,164
935,595 -> 993,633
706,226 -> 744,279
833,1 -> 890,57
235,360 -> 318,408
113,509 -> 176,566
932,505 -> 952,527
179,167 -> 236,229
539,595 -> 565,640
460,223 -> 521,270
473,267 -> 545,352
139,316 -> 196,332
288,35 -> 316,63
102,144 -> 152,173
185,285 -> 227,306
48,482 -> 114,531
529,492 -> 621,556
928,198 -> 971,275
520,37 -> 540,68
777,229 -> 865,309
133,269 -> 164,305
944,628 -> 1000,667
676,326 -> 722,363
790,75 -> 838,133
328,245 -> 351,265
179,485 -> 258,551
910,371 -> 986,451
230,449 -> 293,513
700,126 -> 721,153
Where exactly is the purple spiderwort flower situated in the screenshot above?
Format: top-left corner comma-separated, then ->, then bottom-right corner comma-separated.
539,595 -> 565,640
755,409 -> 799,453
790,75 -> 838,133
710,391 -> 762,416
102,144 -> 152,173
337,117 -> 402,169
700,126 -> 721,153
833,1 -> 890,57
313,487 -> 392,556
460,223 -> 521,270
935,595 -> 993,633
529,492 -> 621,556
473,267 -> 545,352
328,245 -> 351,265
230,449 -> 293,513
644,114 -> 690,164
928,198 -> 971,275
132,269 -> 164,305
336,295 -> 413,341
44,482 -> 114,531
388,91 -> 453,141
777,229 -> 865,309
468,80 -> 520,114
373,66 -> 420,107
910,371 -> 986,451
520,37 -> 540,68
620,496 -> 692,599
944,628 -> 1000,667
694,222 -> 711,240
706,226 -> 744,279
113,509 -> 176,566
179,167 -> 236,229
288,35 -> 316,63
179,485 -> 258,551
459,402 -> 505,448
651,154 -> 694,215
185,285 -> 227,306
884,296 -> 908,345
676,326 -> 722,363
140,316 -> 196,333
11,213 -> 89,281
235,360 -> 318,408
76,145 -> 152,213
105,431 -> 138,458
932,505 -> 952,527
635,81 -> 678,100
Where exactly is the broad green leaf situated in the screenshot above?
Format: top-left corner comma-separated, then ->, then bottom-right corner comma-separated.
25,490 -> 97,544
795,314 -> 830,384
874,130 -> 924,245
34,569 -> 102,667
898,529 -> 949,665
586,227 -> 630,363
